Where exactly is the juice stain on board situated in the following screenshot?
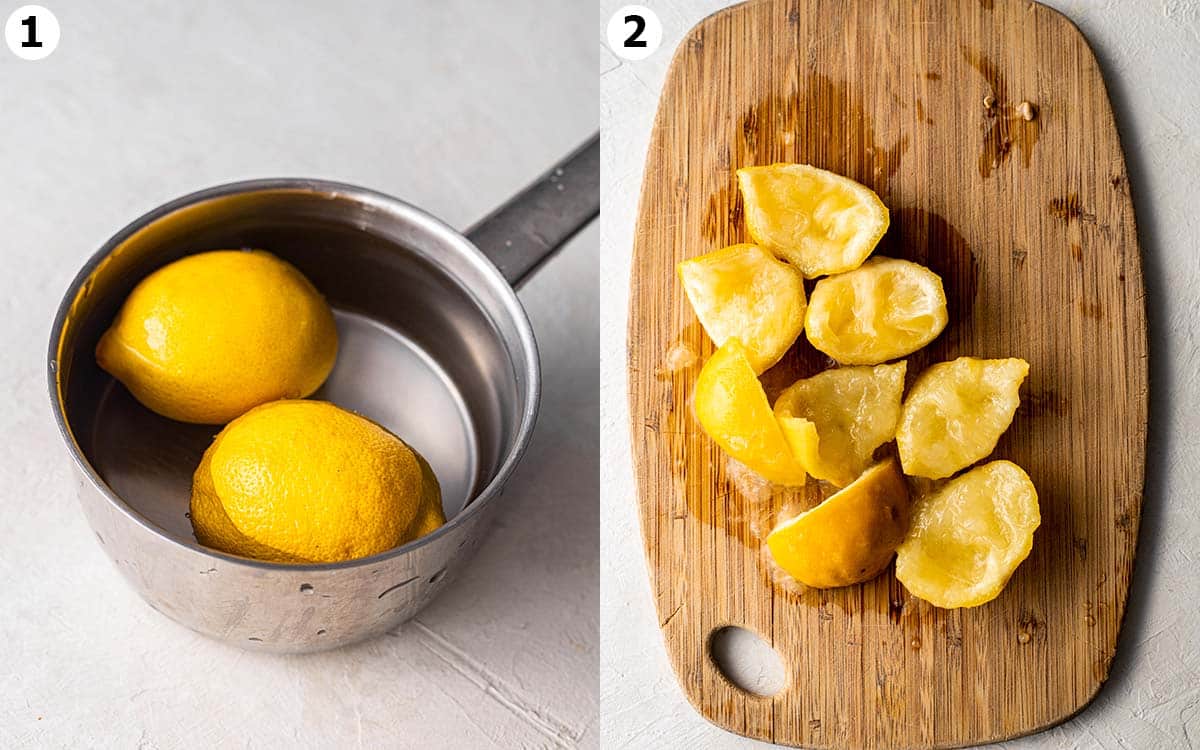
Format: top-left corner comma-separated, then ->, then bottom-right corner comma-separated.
701,72 -> 909,247
963,47 -> 1041,178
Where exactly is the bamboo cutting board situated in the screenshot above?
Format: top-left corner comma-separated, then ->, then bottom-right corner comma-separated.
626,0 -> 1147,747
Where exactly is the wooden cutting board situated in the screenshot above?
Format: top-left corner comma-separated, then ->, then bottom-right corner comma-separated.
626,0 -> 1147,747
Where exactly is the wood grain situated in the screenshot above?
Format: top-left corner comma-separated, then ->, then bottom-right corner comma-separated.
626,0 -> 1147,747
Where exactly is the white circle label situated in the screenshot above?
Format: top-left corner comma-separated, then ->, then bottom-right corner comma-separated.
6,5 -> 59,60
606,5 -> 662,61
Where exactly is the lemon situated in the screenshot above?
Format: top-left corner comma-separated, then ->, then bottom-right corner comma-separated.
896,460 -> 1040,608
96,250 -> 338,424
737,163 -> 889,278
766,459 -> 910,589
896,357 -> 1029,479
774,362 -> 906,487
678,243 -> 806,373
190,400 -> 444,563
693,338 -> 807,486
804,257 -> 948,365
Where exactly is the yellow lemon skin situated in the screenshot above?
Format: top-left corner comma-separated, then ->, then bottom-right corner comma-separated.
804,257 -> 948,366
897,357 -> 1030,479
774,362 -> 906,487
693,338 -> 807,486
677,244 -> 806,373
737,163 -> 889,279
96,250 -> 338,424
766,459 -> 910,589
895,460 -> 1040,609
190,400 -> 445,564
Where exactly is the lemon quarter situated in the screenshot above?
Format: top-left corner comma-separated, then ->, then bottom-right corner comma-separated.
737,163 -> 889,278
897,357 -> 1029,479
678,243 -> 806,373
896,460 -> 1040,608
693,338 -> 807,486
804,257 -> 948,365
766,459 -> 910,589
774,362 -> 907,487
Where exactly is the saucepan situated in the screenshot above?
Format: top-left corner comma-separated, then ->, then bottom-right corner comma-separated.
48,134 -> 598,653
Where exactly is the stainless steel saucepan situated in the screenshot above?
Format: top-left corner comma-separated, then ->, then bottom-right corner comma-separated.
48,134 -> 598,653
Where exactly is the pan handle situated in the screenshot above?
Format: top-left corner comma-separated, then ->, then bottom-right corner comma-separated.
466,132 -> 599,288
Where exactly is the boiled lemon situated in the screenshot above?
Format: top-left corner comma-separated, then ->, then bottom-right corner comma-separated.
678,243 -> 806,373
774,362 -> 906,487
693,338 -> 807,486
190,400 -> 444,563
895,460 -> 1040,608
804,257 -> 948,365
96,250 -> 338,424
766,458 -> 909,588
737,163 -> 889,278
896,357 -> 1029,479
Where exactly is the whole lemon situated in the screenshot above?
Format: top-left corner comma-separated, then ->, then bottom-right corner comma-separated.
190,400 -> 445,563
96,250 -> 338,424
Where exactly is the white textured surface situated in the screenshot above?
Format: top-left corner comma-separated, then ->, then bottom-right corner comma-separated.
600,1 -> 1199,747
0,2 -> 596,748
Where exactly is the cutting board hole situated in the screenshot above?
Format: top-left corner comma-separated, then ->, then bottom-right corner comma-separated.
708,626 -> 787,697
